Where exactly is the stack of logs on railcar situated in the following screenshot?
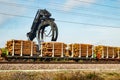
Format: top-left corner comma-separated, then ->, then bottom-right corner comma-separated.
0,49 -> 2,57
4,39 -> 120,59
68,43 -> 93,57
41,42 -> 67,57
6,40 -> 37,56
94,45 -> 120,59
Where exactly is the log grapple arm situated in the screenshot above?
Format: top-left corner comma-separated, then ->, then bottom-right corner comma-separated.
27,9 -> 52,41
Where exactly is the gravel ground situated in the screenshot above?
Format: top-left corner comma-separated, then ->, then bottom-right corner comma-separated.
0,64 -> 120,80
0,64 -> 120,70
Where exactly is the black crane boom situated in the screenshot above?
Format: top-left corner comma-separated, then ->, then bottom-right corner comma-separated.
27,9 -> 58,48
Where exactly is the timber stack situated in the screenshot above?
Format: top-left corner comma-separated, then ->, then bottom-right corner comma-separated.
94,45 -> 120,59
0,49 -> 2,57
68,43 -> 93,57
6,40 -> 37,56
41,42 -> 67,57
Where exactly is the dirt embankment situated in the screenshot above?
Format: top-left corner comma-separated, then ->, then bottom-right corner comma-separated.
0,64 -> 120,70
0,64 -> 120,80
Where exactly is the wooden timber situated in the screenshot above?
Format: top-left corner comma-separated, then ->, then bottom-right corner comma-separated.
6,40 -> 37,56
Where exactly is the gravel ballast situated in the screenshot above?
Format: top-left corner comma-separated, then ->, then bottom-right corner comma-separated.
0,64 -> 120,70
0,64 -> 120,80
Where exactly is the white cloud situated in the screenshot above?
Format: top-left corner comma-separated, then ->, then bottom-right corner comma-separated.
0,0 -> 27,25
63,0 -> 96,11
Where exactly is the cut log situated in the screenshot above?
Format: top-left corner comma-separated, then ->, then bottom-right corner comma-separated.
41,42 -> 67,57
6,40 -> 37,56
68,43 -> 93,57
94,45 -> 119,58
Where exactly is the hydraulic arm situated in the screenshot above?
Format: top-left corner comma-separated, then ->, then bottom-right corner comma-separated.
27,9 -> 58,49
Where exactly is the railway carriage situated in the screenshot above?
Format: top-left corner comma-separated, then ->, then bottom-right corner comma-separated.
0,40 -> 119,63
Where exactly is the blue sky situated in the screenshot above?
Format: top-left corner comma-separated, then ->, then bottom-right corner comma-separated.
0,0 -> 120,47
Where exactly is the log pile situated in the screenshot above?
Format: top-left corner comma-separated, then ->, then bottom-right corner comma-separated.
119,47 -> 120,58
114,47 -> 120,58
94,46 -> 104,59
0,49 -> 2,57
41,42 -> 67,57
68,43 -> 93,57
94,45 -> 120,58
6,40 -> 37,56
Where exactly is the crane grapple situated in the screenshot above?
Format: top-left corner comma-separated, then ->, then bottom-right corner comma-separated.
27,9 -> 58,50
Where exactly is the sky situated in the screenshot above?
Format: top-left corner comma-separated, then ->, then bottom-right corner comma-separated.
0,0 -> 120,47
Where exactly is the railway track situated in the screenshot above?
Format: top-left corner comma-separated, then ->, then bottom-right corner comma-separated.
0,60 -> 119,64
0,60 -> 120,70
0,56 -> 119,64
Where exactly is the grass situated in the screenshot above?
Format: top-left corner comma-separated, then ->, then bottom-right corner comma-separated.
0,70 -> 120,80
